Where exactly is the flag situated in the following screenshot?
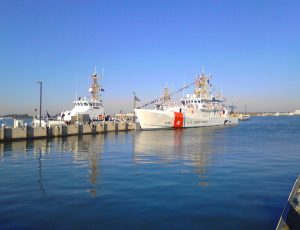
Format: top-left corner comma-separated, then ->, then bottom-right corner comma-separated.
134,95 -> 140,101
101,88 -> 105,91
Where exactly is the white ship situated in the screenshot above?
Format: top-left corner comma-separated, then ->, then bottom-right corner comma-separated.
33,70 -> 105,127
135,71 -> 238,130
60,70 -> 105,123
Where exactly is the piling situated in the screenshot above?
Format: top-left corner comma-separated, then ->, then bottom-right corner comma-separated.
0,125 -> 4,141
4,127 -> 12,140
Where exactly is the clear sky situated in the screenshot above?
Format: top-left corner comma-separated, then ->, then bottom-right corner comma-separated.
0,0 -> 299,115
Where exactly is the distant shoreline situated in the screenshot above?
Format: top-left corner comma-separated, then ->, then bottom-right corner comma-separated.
0,114 -> 32,119
1,111 -> 300,119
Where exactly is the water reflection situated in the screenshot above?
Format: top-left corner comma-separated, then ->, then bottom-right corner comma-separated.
37,149 -> 46,197
0,134 -> 104,197
133,127 -> 222,186
52,135 -> 104,197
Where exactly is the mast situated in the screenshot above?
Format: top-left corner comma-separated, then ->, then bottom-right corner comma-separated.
89,71 -> 101,101
194,70 -> 211,99
163,87 -> 171,103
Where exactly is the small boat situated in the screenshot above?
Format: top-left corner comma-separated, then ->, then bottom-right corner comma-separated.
238,104 -> 251,121
276,175 -> 300,230
134,70 -> 238,130
238,114 -> 251,121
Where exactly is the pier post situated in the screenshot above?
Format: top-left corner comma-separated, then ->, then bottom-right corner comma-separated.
61,125 -> 67,136
47,126 -> 53,137
0,124 -> 4,141
78,124 -> 83,135
4,127 -> 12,140
92,124 -> 96,134
114,123 -> 119,132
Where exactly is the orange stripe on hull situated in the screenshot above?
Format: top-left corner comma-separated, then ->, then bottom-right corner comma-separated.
173,112 -> 184,128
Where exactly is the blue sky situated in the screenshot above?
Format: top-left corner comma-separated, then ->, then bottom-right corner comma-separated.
0,0 -> 299,115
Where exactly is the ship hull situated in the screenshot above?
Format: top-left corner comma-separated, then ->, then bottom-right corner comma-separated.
135,109 -> 238,130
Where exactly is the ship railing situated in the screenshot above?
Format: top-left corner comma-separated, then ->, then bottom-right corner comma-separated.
163,102 -> 182,108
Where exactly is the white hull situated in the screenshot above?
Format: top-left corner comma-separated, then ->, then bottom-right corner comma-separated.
135,109 -> 238,130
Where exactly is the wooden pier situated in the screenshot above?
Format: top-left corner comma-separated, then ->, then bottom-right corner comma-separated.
0,122 -> 139,142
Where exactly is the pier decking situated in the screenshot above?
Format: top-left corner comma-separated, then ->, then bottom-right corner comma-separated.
0,122 -> 138,142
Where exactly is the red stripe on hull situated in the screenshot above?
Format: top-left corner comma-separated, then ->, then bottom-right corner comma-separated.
173,112 -> 184,128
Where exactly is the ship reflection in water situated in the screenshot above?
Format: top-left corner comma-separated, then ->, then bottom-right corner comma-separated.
0,134 -> 104,197
133,127 -> 224,186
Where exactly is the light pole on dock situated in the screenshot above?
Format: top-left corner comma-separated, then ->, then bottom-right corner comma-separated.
36,81 -> 42,127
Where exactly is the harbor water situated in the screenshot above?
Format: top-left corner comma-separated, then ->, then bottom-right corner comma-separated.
0,118 -> 33,128
0,116 -> 300,229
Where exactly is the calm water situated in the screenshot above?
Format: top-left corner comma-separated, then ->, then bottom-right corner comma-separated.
0,116 -> 300,229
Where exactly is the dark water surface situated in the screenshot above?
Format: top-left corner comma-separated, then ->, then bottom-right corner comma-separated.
0,116 -> 300,229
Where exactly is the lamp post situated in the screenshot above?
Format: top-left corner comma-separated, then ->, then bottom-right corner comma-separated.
36,81 -> 42,127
